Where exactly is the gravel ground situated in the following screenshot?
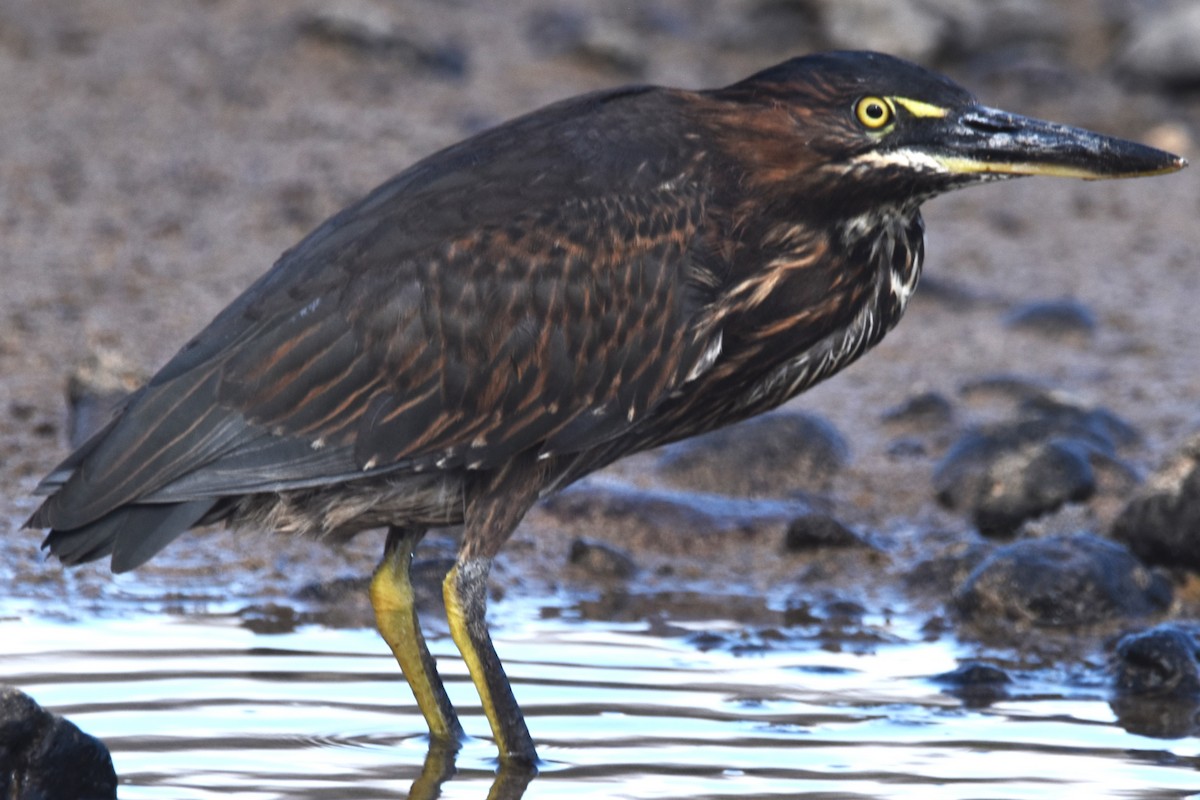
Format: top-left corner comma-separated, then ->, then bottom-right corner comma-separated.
1,0 -> 1198,637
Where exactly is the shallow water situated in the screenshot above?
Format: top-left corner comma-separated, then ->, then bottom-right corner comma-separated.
2,593 -> 1198,800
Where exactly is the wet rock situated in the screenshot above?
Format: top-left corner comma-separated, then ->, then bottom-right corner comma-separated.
526,9 -> 647,77
1117,4 -> 1200,89
296,3 -> 467,77
575,589 -> 774,627
781,596 -> 901,653
686,625 -> 791,656
1003,298 -> 1097,341
1113,624 -> 1200,696
932,661 -> 1012,706
935,435 -> 1096,537
568,537 -> 637,580
1110,434 -> 1200,572
540,480 -> 811,556
905,538 -> 994,599
656,412 -> 849,497
0,685 -> 117,800
954,534 -> 1172,630
1110,623 -> 1200,738
783,512 -> 866,552
239,602 -> 302,634
934,397 -> 1139,536
882,391 -> 955,432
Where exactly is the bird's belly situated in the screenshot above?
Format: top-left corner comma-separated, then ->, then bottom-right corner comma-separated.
228,471 -> 466,541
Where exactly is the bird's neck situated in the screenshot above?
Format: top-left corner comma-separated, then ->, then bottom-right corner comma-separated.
722,203 -> 926,418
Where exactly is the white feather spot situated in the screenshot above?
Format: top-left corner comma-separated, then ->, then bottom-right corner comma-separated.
686,330 -> 723,382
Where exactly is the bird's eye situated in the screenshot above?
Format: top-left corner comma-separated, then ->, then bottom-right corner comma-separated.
855,96 -> 894,130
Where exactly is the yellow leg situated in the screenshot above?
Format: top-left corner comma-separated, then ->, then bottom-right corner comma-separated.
443,558 -> 537,765
370,527 -> 463,743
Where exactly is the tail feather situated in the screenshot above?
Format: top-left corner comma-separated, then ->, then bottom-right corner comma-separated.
42,499 -> 216,573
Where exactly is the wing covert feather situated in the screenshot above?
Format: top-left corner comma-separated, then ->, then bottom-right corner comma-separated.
34,84 -> 727,526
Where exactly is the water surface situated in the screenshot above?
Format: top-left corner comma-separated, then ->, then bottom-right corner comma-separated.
3,593 -> 1198,799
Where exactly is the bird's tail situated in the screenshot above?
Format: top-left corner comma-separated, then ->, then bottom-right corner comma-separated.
33,499 -> 216,573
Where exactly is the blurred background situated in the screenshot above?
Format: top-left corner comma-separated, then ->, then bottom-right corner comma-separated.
1,2 -> 1198,798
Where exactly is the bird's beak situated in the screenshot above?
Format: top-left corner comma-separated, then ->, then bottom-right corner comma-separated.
929,105 -> 1187,180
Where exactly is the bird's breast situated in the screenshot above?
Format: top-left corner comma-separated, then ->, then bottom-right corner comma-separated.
725,206 -> 926,417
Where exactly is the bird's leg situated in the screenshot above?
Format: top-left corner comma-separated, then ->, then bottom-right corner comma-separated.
370,525 -> 465,745
444,455 -> 543,766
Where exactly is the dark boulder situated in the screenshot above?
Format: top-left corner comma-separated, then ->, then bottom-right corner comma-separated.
954,534 -> 1172,630
1110,623 -> 1200,739
1111,434 -> 1200,572
1113,624 -> 1200,696
0,685 -> 116,800
935,435 -> 1096,536
934,397 -> 1140,536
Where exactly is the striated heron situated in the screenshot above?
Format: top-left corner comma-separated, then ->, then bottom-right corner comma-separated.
27,51 -> 1184,766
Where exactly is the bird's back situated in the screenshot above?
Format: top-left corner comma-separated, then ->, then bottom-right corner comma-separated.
28,83 -> 736,569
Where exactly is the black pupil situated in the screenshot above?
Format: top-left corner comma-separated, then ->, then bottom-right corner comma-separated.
866,102 -> 884,120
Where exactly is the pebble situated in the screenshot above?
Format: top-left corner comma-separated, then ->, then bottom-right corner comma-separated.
568,537 -> 637,580
931,661 -> 1012,706
296,3 -> 468,77
1003,298 -> 1097,341
882,390 -> 955,431
782,512 -> 866,552
525,9 -> 647,77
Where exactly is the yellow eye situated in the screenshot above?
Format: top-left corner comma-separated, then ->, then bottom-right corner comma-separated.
855,96 -> 894,130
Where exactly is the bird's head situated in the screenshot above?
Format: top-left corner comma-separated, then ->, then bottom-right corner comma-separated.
710,51 -> 1186,209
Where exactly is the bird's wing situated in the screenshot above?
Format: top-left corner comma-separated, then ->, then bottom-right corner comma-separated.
31,86 -> 724,529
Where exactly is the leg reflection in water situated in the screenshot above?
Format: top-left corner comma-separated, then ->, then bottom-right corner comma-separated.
405,741 -> 535,800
